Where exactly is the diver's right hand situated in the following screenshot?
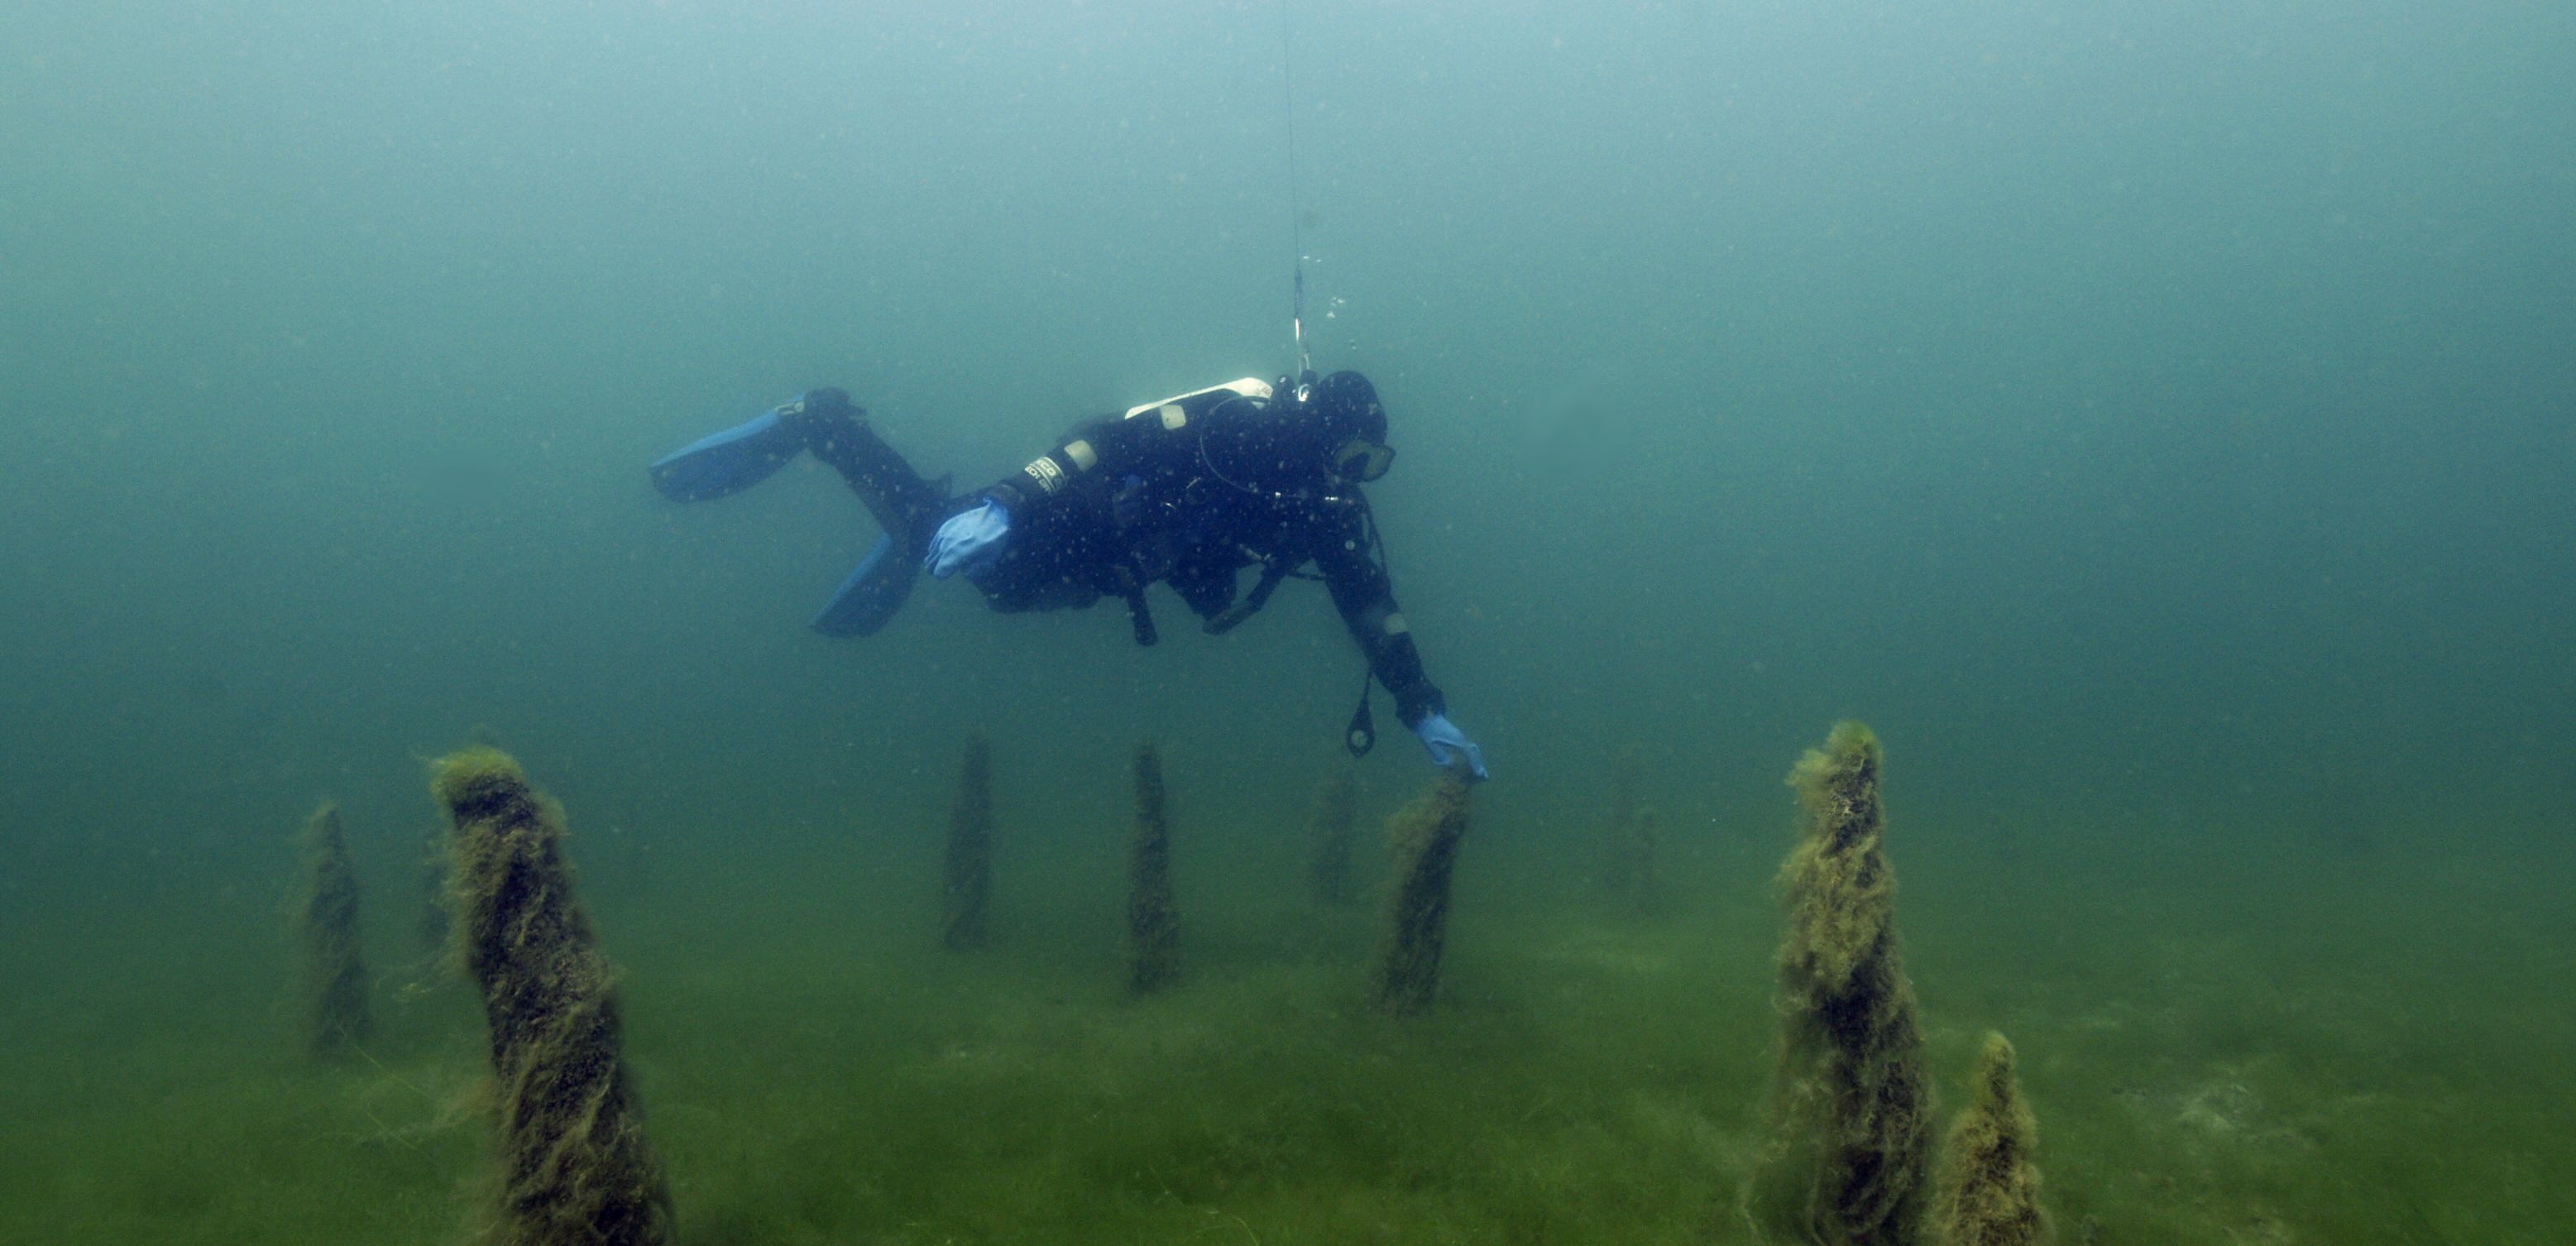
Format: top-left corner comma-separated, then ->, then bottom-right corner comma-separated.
1412,712 -> 1489,782
925,500 -> 1011,578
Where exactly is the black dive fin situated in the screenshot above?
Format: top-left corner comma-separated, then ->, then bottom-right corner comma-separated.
811,534 -> 920,637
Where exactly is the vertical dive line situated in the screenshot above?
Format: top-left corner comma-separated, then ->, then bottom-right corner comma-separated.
1279,0 -> 1312,388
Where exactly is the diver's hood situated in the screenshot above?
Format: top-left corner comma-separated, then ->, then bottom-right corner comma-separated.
1311,370 -> 1386,446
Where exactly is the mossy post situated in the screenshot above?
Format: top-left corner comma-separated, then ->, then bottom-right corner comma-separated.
1760,721 -> 1932,1246
1127,741 -> 1180,994
1602,745 -> 1645,897
432,746 -> 672,1246
294,802 -> 371,1058
1369,774 -> 1473,1016
1627,804 -> 1664,916
1307,767 -> 1358,908
1935,1033 -> 2052,1246
942,732 -> 995,951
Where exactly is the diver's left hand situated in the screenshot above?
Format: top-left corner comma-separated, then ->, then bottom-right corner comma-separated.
1413,712 -> 1489,782
925,499 -> 1010,579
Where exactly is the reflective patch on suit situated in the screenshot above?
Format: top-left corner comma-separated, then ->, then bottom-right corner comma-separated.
1157,404 -> 1187,429
1381,611 -> 1410,637
1022,456 -> 1066,495
1063,439 -> 1098,471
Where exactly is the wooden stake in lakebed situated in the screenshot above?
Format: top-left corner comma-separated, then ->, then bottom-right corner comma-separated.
1368,773 -> 1473,1017
1126,741 -> 1180,994
433,746 -> 672,1246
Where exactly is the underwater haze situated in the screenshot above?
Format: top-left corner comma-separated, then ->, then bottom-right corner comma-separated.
3,0 -> 2571,1242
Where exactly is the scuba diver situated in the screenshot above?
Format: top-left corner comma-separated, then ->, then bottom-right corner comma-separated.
648,371 -> 1487,780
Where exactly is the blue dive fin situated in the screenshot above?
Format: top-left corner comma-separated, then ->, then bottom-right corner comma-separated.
649,409 -> 804,502
811,534 -> 920,637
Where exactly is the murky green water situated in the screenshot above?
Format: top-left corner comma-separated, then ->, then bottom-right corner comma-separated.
3,0 -> 2569,1241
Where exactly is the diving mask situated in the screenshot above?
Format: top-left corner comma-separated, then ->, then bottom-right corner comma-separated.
1330,437 -> 1395,483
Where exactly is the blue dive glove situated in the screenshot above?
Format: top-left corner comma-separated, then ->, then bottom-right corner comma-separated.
925,499 -> 1011,579
1413,712 -> 1489,782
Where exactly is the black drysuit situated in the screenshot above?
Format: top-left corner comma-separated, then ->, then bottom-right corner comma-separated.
807,379 -> 1448,730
